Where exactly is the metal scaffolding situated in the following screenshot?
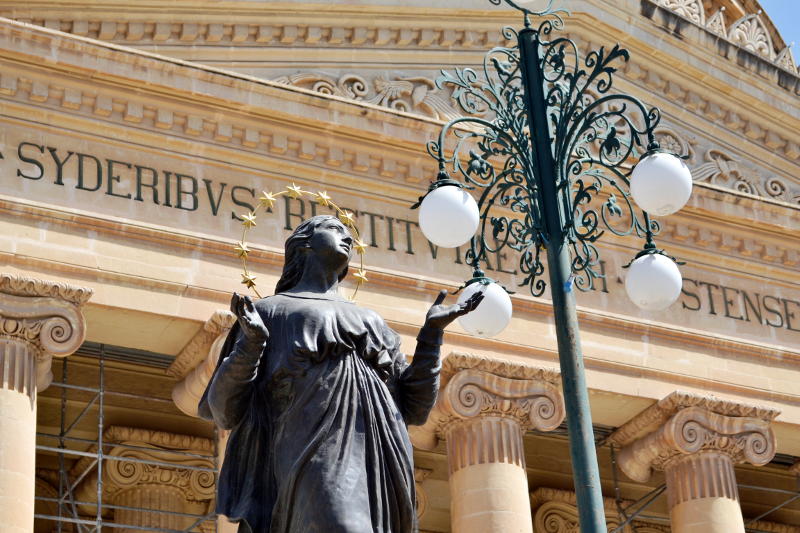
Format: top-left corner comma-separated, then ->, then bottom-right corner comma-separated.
34,345 -> 218,533
34,343 -> 799,531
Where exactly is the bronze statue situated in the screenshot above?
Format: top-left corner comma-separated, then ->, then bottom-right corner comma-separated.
199,214 -> 482,533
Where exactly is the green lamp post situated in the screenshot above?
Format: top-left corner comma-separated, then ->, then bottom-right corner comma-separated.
414,1 -> 693,529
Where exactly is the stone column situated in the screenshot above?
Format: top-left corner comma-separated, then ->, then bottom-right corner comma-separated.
608,391 -> 778,533
410,353 -> 564,533
168,310 -> 237,532
0,274 -> 91,533
168,309 -> 235,418
73,426 -> 216,532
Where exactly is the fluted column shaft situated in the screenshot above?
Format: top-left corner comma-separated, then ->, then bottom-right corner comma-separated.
410,358 -> 565,533
446,416 -> 531,533
665,452 -> 744,533
0,275 -> 90,533
0,339 -> 38,533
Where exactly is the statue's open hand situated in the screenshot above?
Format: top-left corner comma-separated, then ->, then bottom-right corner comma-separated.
231,293 -> 269,343
423,289 -> 484,330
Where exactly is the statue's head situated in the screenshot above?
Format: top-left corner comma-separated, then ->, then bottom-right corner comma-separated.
275,215 -> 353,293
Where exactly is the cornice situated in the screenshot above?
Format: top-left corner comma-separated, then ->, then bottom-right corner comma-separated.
1,6 -> 798,173
0,273 -> 92,305
441,351 -> 561,384
607,389 -> 780,448
1,16 -> 798,213
2,72 -> 798,274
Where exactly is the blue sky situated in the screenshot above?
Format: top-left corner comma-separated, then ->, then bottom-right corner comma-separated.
758,0 -> 798,59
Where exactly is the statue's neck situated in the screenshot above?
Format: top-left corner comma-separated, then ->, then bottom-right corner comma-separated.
288,259 -> 343,297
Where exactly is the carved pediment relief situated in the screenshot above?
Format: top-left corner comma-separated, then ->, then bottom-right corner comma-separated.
272,72 -> 461,121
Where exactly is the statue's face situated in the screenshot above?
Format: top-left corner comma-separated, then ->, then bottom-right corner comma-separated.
307,218 -> 353,269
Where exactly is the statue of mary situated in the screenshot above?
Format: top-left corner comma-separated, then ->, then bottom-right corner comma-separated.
199,214 -> 482,533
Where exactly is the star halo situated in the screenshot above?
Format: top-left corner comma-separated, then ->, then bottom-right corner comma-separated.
237,183 -> 368,300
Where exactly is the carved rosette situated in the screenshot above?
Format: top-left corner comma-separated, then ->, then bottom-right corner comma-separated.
0,274 -> 91,393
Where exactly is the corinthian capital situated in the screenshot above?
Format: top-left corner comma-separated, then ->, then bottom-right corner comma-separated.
0,274 -> 91,391
609,391 -> 779,483
409,352 -> 564,450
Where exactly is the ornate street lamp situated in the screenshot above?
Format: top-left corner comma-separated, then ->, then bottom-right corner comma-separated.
413,1 -> 692,529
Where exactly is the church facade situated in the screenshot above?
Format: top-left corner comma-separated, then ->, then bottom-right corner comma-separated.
0,0 -> 798,531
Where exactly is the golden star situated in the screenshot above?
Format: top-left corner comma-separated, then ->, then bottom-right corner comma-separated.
241,213 -> 257,228
353,239 -> 367,255
241,272 -> 257,288
338,210 -> 355,227
353,269 -> 368,284
286,183 -> 304,199
234,242 -> 250,258
259,191 -> 277,209
316,191 -> 332,207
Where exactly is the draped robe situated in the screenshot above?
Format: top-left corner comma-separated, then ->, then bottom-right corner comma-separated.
199,293 -> 440,533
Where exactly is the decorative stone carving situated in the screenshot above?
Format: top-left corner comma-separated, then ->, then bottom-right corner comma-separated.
705,8 -> 727,37
691,149 -> 797,203
728,14 -> 773,59
775,46 -> 799,74
72,426 -> 216,531
0,274 -> 92,306
608,391 -> 778,460
441,368 -> 564,432
658,0 -> 705,25
409,352 -> 563,452
746,520 -> 800,533
655,127 -> 692,158
529,487 -> 670,533
413,467 -> 432,520
272,72 -> 461,120
608,390 -> 778,525
0,274 -> 91,392
615,405 -> 775,483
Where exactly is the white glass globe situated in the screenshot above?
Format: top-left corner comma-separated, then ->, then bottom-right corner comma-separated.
630,153 -> 692,216
418,185 -> 479,248
457,282 -> 513,338
625,253 -> 683,311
